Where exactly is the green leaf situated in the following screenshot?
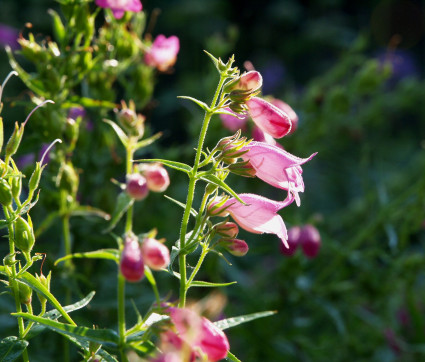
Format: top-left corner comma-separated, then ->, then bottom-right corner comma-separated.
200,175 -> 245,204
17,272 -> 75,325
177,96 -> 210,112
63,97 -> 117,109
0,336 -> 29,362
203,50 -> 220,71
135,132 -> 162,150
226,351 -> 242,362
103,119 -> 128,148
13,313 -> 119,345
135,159 -> 192,175
104,192 -> 134,233
189,280 -> 237,288
214,311 -> 276,331
26,292 -> 96,340
163,195 -> 197,216
70,205 -> 111,220
55,249 -> 119,266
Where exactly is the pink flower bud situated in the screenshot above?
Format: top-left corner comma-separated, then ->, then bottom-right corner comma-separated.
224,71 -> 263,93
141,238 -> 170,270
96,0 -> 142,19
215,222 -> 239,238
299,225 -> 321,258
145,35 -> 180,72
140,163 -> 170,192
126,173 -> 149,200
220,238 -> 249,257
279,226 -> 301,256
120,235 -> 144,282
270,98 -> 298,135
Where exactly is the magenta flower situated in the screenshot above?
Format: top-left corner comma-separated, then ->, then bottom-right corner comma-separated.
299,224 -> 321,258
219,108 -> 249,132
240,141 -> 317,206
140,163 -> 170,192
211,193 -> 295,248
246,97 -> 292,139
251,125 -> 279,147
169,308 -> 230,362
120,235 -> 144,282
270,98 -> 299,135
144,35 -> 180,72
141,238 -> 170,270
96,0 -> 142,19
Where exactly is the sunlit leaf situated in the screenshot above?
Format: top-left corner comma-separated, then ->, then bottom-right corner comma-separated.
189,280 -> 237,288
214,311 -> 276,331
134,159 -> 192,174
55,249 -> 119,266
226,351 -> 242,362
200,175 -> 245,204
177,96 -> 210,112
103,119 -> 128,148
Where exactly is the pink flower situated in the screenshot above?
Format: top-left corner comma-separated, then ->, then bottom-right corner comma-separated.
96,0 -> 142,19
215,222 -> 239,238
269,98 -> 298,135
219,108 -> 248,132
225,71 -> 263,93
251,126 -> 279,147
240,141 -> 317,206
246,97 -> 292,139
169,308 -> 230,362
145,35 -> 180,72
219,238 -> 249,257
141,238 -> 170,270
120,235 -> 144,282
140,163 -> 170,192
126,173 -> 149,200
279,226 -> 301,256
299,224 -> 321,258
211,193 -> 295,248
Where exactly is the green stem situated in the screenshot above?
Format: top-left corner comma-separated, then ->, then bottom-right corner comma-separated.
178,74 -> 227,308
187,244 -> 209,286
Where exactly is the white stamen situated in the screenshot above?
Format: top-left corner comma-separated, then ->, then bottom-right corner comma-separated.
40,138 -> 62,165
23,100 -> 54,126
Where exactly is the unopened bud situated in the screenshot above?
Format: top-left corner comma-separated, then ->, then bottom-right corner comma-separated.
10,175 -> 22,201
300,225 -> 321,258
223,71 -> 263,94
14,216 -> 35,253
141,238 -> 170,270
279,226 -> 301,257
5,122 -> 24,159
126,173 -> 149,200
215,222 -> 239,238
117,102 -> 145,138
120,235 -> 144,282
139,164 -> 170,192
219,238 -> 249,257
0,179 -> 12,206
228,161 -> 256,177
35,271 -> 51,305
58,162 -> 79,196
17,281 -> 32,305
207,197 -> 230,217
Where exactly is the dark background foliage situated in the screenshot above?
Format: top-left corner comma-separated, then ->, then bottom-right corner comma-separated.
1,0 -> 425,361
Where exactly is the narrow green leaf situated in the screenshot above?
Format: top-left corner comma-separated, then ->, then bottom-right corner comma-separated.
60,334 -> 119,362
135,132 -> 162,150
103,119 -> 128,148
104,192 -> 134,233
13,313 -> 119,345
0,336 -> 29,362
63,97 -> 117,109
203,50 -> 220,71
26,292 -> 96,340
177,96 -> 210,112
200,175 -> 245,204
70,205 -> 111,220
17,272 -> 75,325
55,249 -> 119,266
189,280 -> 237,288
163,195 -> 197,216
226,351 -> 242,362
135,159 -> 192,175
214,311 -> 276,331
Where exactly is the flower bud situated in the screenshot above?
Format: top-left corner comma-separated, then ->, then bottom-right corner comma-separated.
10,175 -> 22,201
0,179 -> 12,206
223,71 -> 263,94
279,226 -> 301,256
219,238 -> 249,257
35,271 -> 51,305
117,103 -> 145,138
120,235 -> 144,282
141,238 -> 170,270
228,160 -> 256,177
215,222 -> 239,238
139,164 -> 170,192
126,173 -> 149,200
5,122 -> 24,159
17,281 -> 32,305
300,225 -> 321,258
58,162 -> 79,197
28,162 -> 46,194
14,216 -> 35,253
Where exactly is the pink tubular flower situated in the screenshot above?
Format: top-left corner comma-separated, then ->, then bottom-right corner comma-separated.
145,35 -> 180,72
240,141 -> 317,206
170,308 -> 230,362
141,238 -> 170,270
211,193 -> 295,248
219,108 -> 249,132
120,235 -> 144,282
96,0 -> 142,19
251,126 -> 279,147
246,97 -> 292,139
140,163 -> 170,192
270,98 -> 299,135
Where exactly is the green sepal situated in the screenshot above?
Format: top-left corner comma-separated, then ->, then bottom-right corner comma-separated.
177,96 -> 210,112
135,159 -> 192,175
104,192 -> 134,233
0,336 -> 29,362
103,119 -> 128,148
200,174 -> 245,204
12,313 -> 119,345
214,310 -> 276,331
55,249 -> 119,266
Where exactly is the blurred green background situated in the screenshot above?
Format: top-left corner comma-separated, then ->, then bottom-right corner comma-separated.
1,0 -> 425,361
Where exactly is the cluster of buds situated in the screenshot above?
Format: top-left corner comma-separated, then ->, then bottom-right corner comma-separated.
214,221 -> 249,257
126,163 -> 170,201
117,100 -> 145,139
279,224 -> 321,258
120,233 -> 170,282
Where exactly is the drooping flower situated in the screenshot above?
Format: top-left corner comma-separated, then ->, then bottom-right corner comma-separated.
120,235 -> 144,282
210,193 -> 295,248
139,163 -> 170,192
269,98 -> 298,135
169,308 -> 230,362
240,141 -> 316,206
299,224 -> 321,258
219,238 -> 249,257
141,238 -> 170,270
95,0 -> 142,19
145,35 -> 180,72
126,173 -> 149,200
